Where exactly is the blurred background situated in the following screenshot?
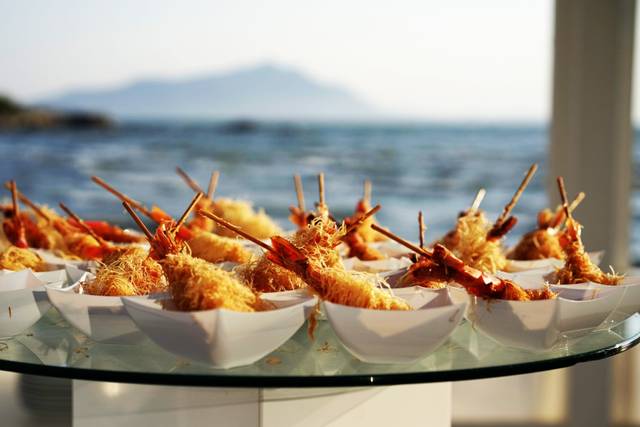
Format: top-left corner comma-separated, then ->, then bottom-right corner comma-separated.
1,0 -> 639,426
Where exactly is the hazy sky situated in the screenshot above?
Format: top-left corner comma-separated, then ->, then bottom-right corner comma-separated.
0,0 -> 609,122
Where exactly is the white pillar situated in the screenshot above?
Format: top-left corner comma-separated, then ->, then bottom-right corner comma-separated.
550,0 -> 635,271
550,1 -> 636,426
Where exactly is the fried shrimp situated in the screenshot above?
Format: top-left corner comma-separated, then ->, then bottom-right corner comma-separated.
124,200 -> 267,312
509,193 -> 585,261
375,223 -> 556,301
162,253 -> 266,312
187,231 -> 252,264
553,178 -> 622,286
342,189 -> 387,260
509,228 -> 564,260
203,209 -> 409,310
440,212 -> 508,273
267,236 -> 409,310
349,180 -> 387,243
555,218 -> 622,285
239,216 -> 342,292
0,246 -> 46,272
343,231 -> 386,260
440,164 -> 538,273
212,198 -> 283,240
83,247 -> 167,296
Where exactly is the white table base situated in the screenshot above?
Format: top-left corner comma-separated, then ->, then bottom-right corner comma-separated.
73,380 -> 451,427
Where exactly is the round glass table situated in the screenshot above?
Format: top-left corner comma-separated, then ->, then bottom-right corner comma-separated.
2,310 -> 639,426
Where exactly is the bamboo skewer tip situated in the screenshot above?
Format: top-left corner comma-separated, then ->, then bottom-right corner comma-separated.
207,171 -> 220,200
418,211 -> 426,249
317,173 -> 325,206
176,166 -> 204,194
363,179 -> 372,204
293,174 -> 305,211
122,201 -> 154,242
495,163 -> 538,227
470,188 -> 486,213
174,192 -> 203,232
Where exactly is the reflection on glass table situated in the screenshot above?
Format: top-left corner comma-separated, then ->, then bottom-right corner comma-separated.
0,309 -> 638,388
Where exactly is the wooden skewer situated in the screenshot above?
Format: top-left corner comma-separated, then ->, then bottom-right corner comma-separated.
59,202 -> 110,249
9,180 -> 19,218
174,192 -> 203,232
122,201 -> 154,242
20,198 -> 49,223
418,211 -> 425,249
198,209 -> 276,254
343,204 -> 381,236
207,171 -> 220,200
557,176 -> 571,221
551,191 -> 585,229
469,188 -> 486,213
318,173 -> 325,207
363,179 -> 372,204
176,167 -> 204,194
371,223 -> 431,257
294,174 -> 305,211
3,184 -> 51,223
494,163 -> 538,227
91,176 -> 153,218
568,191 -> 585,213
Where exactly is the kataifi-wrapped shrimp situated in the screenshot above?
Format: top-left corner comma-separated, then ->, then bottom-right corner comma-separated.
211,198 -> 282,240
52,203 -> 122,261
187,230 -> 252,264
234,174 -> 344,292
123,199 -> 268,312
237,215 -> 344,292
375,224 -> 555,301
509,192 -> 585,261
440,164 -> 537,273
0,181 -> 47,271
82,246 -> 167,296
342,202 -> 386,261
267,236 -> 409,309
553,178 -> 622,285
163,190 -> 254,265
349,179 -> 387,243
204,210 -> 409,310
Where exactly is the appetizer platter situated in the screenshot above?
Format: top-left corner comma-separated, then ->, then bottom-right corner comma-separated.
0,165 -> 638,372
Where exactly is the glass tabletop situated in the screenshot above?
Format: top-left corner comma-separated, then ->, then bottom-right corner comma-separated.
0,310 -> 638,388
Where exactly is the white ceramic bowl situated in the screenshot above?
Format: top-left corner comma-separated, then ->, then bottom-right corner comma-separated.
34,265 -> 87,286
46,276 -> 148,344
33,249 -> 96,271
324,288 -> 466,364
505,251 -> 604,273
121,294 -> 316,369
551,278 -> 640,327
0,270 -> 59,338
342,257 -> 413,274
469,283 -> 622,350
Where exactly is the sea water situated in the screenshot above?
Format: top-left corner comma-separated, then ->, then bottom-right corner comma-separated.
2,121 -> 638,262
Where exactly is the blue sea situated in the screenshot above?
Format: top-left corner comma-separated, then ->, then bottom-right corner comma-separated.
2,121 -> 639,262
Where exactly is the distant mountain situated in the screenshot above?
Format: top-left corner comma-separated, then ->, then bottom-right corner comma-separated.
38,64 -> 375,119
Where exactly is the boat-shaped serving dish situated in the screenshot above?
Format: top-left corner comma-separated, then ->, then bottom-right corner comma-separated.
0,270 -> 65,338
122,293 -> 316,369
324,287 -> 466,364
